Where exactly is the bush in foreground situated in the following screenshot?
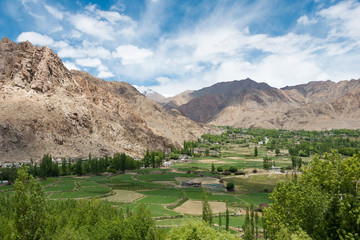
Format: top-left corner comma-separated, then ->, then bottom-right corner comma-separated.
167,221 -> 236,240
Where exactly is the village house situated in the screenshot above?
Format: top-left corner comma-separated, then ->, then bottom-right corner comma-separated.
181,181 -> 202,188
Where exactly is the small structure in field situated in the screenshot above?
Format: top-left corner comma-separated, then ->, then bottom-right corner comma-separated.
270,166 -> 281,173
181,181 -> 202,188
162,161 -> 173,167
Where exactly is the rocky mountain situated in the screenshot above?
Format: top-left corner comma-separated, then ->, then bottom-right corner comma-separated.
0,37 -> 207,162
134,86 -> 167,104
165,78 -> 360,130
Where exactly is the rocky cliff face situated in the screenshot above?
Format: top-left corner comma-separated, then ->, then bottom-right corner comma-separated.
0,37 -> 205,162
165,78 -> 360,130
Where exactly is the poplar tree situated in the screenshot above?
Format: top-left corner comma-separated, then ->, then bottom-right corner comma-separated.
218,212 -> 222,230
202,189 -> 213,226
225,202 -> 230,231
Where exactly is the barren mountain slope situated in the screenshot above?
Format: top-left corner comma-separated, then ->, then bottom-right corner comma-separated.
162,90 -> 195,110
0,37 -> 205,162
71,71 -> 206,146
171,78 -> 360,130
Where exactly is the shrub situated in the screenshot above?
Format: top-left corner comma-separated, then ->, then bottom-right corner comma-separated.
235,171 -> 246,175
228,166 -> 238,173
223,171 -> 231,175
107,168 -> 117,174
170,152 -> 179,159
226,182 -> 235,191
217,166 -> 223,172
252,169 -> 258,173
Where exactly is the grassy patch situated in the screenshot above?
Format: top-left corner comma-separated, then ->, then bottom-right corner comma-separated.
77,180 -> 99,187
40,177 -> 58,187
45,179 -> 75,192
156,217 -> 197,226
136,196 -> 180,204
0,185 -> 13,191
117,203 -> 180,217
138,188 -> 185,198
238,193 -> 272,206
214,216 -> 246,228
225,174 -> 290,193
136,173 -> 198,182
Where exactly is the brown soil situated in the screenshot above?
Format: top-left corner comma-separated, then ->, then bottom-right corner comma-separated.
102,190 -> 143,203
173,200 -> 226,215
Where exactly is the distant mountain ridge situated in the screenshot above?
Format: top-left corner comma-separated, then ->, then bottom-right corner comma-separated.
157,78 -> 360,130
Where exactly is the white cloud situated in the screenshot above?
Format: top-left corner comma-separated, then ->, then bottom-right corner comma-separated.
85,4 -> 135,25
319,0 -> 360,40
76,58 -> 102,68
297,15 -> 318,25
58,42 -> 111,59
16,32 -> 54,46
44,5 -> 64,20
13,0 -> 360,97
69,14 -> 115,40
112,45 -> 154,65
97,71 -> 114,78
63,61 -> 80,70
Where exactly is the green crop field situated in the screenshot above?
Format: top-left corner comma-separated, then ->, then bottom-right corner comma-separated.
138,188 -> 185,198
0,185 -> 13,191
136,172 -> 198,181
116,203 -> 180,217
136,196 -> 180,204
45,178 -> 76,192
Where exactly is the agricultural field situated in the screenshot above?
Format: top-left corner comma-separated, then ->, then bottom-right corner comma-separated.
0,138 -> 294,235
7,128 -> 347,235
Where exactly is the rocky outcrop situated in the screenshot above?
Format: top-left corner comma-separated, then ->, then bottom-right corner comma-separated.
0,37 -> 206,162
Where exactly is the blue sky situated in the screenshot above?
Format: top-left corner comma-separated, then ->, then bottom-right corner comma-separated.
1,0 -> 360,96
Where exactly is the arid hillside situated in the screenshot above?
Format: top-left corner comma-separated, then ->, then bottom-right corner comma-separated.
161,78 -> 360,130
0,37 -> 207,162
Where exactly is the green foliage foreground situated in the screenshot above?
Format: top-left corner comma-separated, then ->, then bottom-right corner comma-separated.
264,151 -> 360,240
0,168 -> 157,240
0,168 -> 241,240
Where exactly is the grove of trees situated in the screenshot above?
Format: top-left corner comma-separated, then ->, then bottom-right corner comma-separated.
264,151 -> 360,239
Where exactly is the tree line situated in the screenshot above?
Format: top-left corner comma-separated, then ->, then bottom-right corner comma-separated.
0,167 -> 237,239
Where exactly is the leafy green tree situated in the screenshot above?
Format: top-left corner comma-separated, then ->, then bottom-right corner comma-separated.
254,146 -> 258,157
120,152 -> 127,172
61,158 -> 67,175
264,151 -> 360,239
166,221 -> 236,240
263,156 -> 272,169
205,148 -> 210,156
39,154 -> 53,178
250,204 -> 255,236
255,211 -> 259,239
211,163 -> 215,173
275,148 -> 280,156
225,202 -> 229,231
218,212 -> 222,229
228,166 -> 237,173
226,182 -> 235,191
14,167 -> 46,239
243,207 -> 250,232
202,189 -> 213,226
75,159 -> 83,176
